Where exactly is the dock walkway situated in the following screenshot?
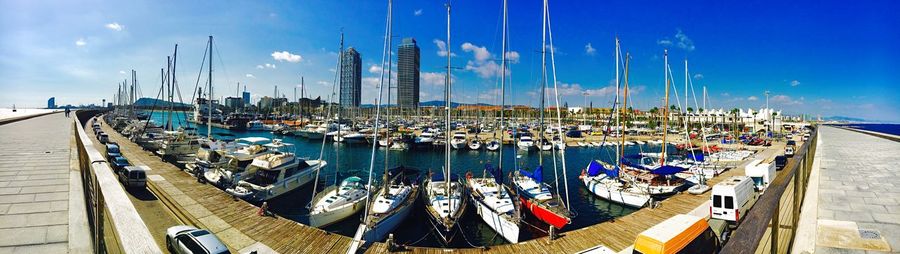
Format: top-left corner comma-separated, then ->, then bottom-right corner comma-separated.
0,112 -> 91,253
793,126 -> 898,253
99,119 -> 357,253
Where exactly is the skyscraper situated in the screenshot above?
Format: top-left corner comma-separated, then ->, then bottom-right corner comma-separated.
340,47 -> 362,108
47,97 -> 56,109
242,86 -> 251,106
397,38 -> 420,109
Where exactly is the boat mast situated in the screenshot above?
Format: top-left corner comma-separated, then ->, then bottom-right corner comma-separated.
660,50 -> 669,165
614,38 -> 620,168
544,0 -> 572,208
498,0 -> 508,192
620,54 -> 629,169
538,0 -> 548,166
166,55 -> 173,131
363,0 -> 392,225
382,23 -> 394,193
208,36 -> 213,139
444,0 -> 452,198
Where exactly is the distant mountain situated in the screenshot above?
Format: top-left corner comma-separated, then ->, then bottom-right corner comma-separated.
134,97 -> 192,109
822,116 -> 869,122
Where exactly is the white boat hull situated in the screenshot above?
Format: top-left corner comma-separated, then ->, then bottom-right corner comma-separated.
473,196 -> 520,243
582,176 -> 650,208
309,198 -> 365,228
361,197 -> 415,243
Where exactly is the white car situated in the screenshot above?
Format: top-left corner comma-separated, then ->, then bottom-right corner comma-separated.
166,226 -> 230,254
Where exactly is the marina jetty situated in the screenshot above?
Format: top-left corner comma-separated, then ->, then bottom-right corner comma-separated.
3,108 -> 887,253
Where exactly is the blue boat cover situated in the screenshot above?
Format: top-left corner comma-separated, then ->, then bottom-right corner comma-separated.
485,164 -> 503,185
689,153 -> 705,162
649,165 -> 689,175
588,160 -> 619,178
519,165 -> 543,183
431,171 -> 459,182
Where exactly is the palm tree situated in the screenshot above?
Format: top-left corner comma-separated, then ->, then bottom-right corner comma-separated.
730,108 -> 740,137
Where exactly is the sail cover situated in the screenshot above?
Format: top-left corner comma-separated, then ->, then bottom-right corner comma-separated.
588,160 -> 619,178
688,153 -> 705,162
649,165 -> 689,175
519,165 -> 543,183
485,164 -> 502,185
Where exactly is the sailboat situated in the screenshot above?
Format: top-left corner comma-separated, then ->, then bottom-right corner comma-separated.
465,0 -> 521,243
512,0 -> 572,231
351,0 -> 422,248
308,32 -> 369,228
423,2 -> 467,245
580,39 -> 651,208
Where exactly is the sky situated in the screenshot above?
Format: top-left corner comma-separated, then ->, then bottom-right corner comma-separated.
1,0 -> 898,121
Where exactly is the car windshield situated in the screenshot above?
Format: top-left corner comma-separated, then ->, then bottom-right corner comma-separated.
108,147 -> 120,153
115,157 -> 128,163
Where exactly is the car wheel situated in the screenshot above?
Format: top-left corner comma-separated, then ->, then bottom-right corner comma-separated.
166,237 -> 172,252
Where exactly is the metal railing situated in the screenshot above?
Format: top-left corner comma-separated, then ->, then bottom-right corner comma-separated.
721,127 -> 818,254
74,110 -> 162,253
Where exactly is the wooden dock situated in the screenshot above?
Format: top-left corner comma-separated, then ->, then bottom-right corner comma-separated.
102,116 -> 792,253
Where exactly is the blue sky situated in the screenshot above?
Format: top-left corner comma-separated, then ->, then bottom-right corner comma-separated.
1,0 -> 898,121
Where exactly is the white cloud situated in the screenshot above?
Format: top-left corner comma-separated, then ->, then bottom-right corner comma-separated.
75,38 -> 86,47
747,96 -> 758,101
504,51 -> 520,64
721,92 -> 731,97
245,74 -> 256,78
790,80 -> 800,87
465,60 -> 500,79
328,68 -> 336,73
461,42 -> 490,61
271,51 -> 303,63
256,65 -> 264,69
317,81 -> 330,86
674,29 -> 695,51
585,43 -> 597,56
657,39 -> 672,47
105,22 -> 123,32
433,39 -> 455,57
771,95 -> 803,105
368,64 -> 382,74
118,70 -> 126,75
265,63 -> 276,69
693,73 -> 704,80
421,72 -> 450,86
414,9 -> 423,16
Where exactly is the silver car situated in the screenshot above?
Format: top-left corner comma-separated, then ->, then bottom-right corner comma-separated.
165,226 -> 230,254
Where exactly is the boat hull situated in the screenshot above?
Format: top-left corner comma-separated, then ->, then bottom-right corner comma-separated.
472,196 -> 520,243
581,177 -> 650,208
361,196 -> 416,243
309,199 -> 365,228
519,196 -> 568,229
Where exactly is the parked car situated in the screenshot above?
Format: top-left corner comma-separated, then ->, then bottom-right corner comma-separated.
118,166 -> 146,188
166,226 -> 230,254
98,132 -> 109,144
774,155 -> 787,170
110,156 -> 129,172
105,144 -> 121,160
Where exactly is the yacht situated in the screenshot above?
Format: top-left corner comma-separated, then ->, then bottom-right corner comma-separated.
308,176 -> 369,228
157,127 -> 202,163
517,133 -> 535,151
467,139 -> 482,150
539,139 -> 553,151
512,166 -> 571,230
580,160 -> 651,208
226,141 -> 326,201
358,166 -> 421,243
485,138 -> 501,151
246,120 -> 266,131
338,132 -> 367,144
449,131 -> 468,150
423,172 -> 467,245
203,137 -> 272,187
465,165 -> 520,243
412,131 -> 435,148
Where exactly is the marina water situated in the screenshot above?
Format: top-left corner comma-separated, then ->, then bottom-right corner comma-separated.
152,112 -> 676,247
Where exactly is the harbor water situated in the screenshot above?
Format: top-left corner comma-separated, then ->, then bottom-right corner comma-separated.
150,112 -> 680,247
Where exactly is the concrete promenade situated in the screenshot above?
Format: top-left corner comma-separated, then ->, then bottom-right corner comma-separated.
793,126 -> 899,253
0,113 -> 90,253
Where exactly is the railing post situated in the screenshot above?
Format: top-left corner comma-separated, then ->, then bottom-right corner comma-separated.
771,201 -> 779,254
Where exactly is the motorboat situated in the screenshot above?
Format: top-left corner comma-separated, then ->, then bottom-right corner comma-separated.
468,139 -> 482,150
225,140 -> 326,201
203,137 -> 272,187
412,131 -> 435,148
485,139 -> 501,151
517,133 -> 535,151
246,120 -> 267,131
449,131 -> 468,150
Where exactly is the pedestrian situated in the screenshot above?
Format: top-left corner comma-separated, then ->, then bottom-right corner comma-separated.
64,107 -> 70,117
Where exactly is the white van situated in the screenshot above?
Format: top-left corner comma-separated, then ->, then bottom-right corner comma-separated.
784,146 -> 795,157
745,159 -> 776,191
711,176 -> 758,224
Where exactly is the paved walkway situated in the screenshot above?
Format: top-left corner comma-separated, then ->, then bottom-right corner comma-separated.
795,126 -> 899,253
0,113 -> 90,253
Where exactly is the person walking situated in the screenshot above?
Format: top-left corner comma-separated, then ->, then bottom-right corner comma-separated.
64,107 -> 70,117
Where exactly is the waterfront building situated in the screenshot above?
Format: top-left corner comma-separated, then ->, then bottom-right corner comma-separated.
47,97 -> 56,109
242,90 -> 251,106
224,97 -> 243,110
397,38 -> 420,109
258,96 -> 288,111
340,47 -> 361,108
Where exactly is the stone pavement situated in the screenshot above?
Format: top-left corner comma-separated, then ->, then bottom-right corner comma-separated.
795,126 -> 899,253
0,113 -> 90,253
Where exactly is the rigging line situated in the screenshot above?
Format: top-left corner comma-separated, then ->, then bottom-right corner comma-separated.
544,0 -> 572,210
311,32 -> 344,204
213,41 -> 233,98
456,223 -> 484,248
665,63 -> 693,162
191,39 -> 211,106
137,68 -> 167,138
361,0 -> 393,231
687,67 -> 712,154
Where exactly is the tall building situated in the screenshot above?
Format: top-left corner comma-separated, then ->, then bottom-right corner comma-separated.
397,38 -> 420,109
340,47 -> 362,108
242,90 -> 251,106
47,97 -> 56,109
